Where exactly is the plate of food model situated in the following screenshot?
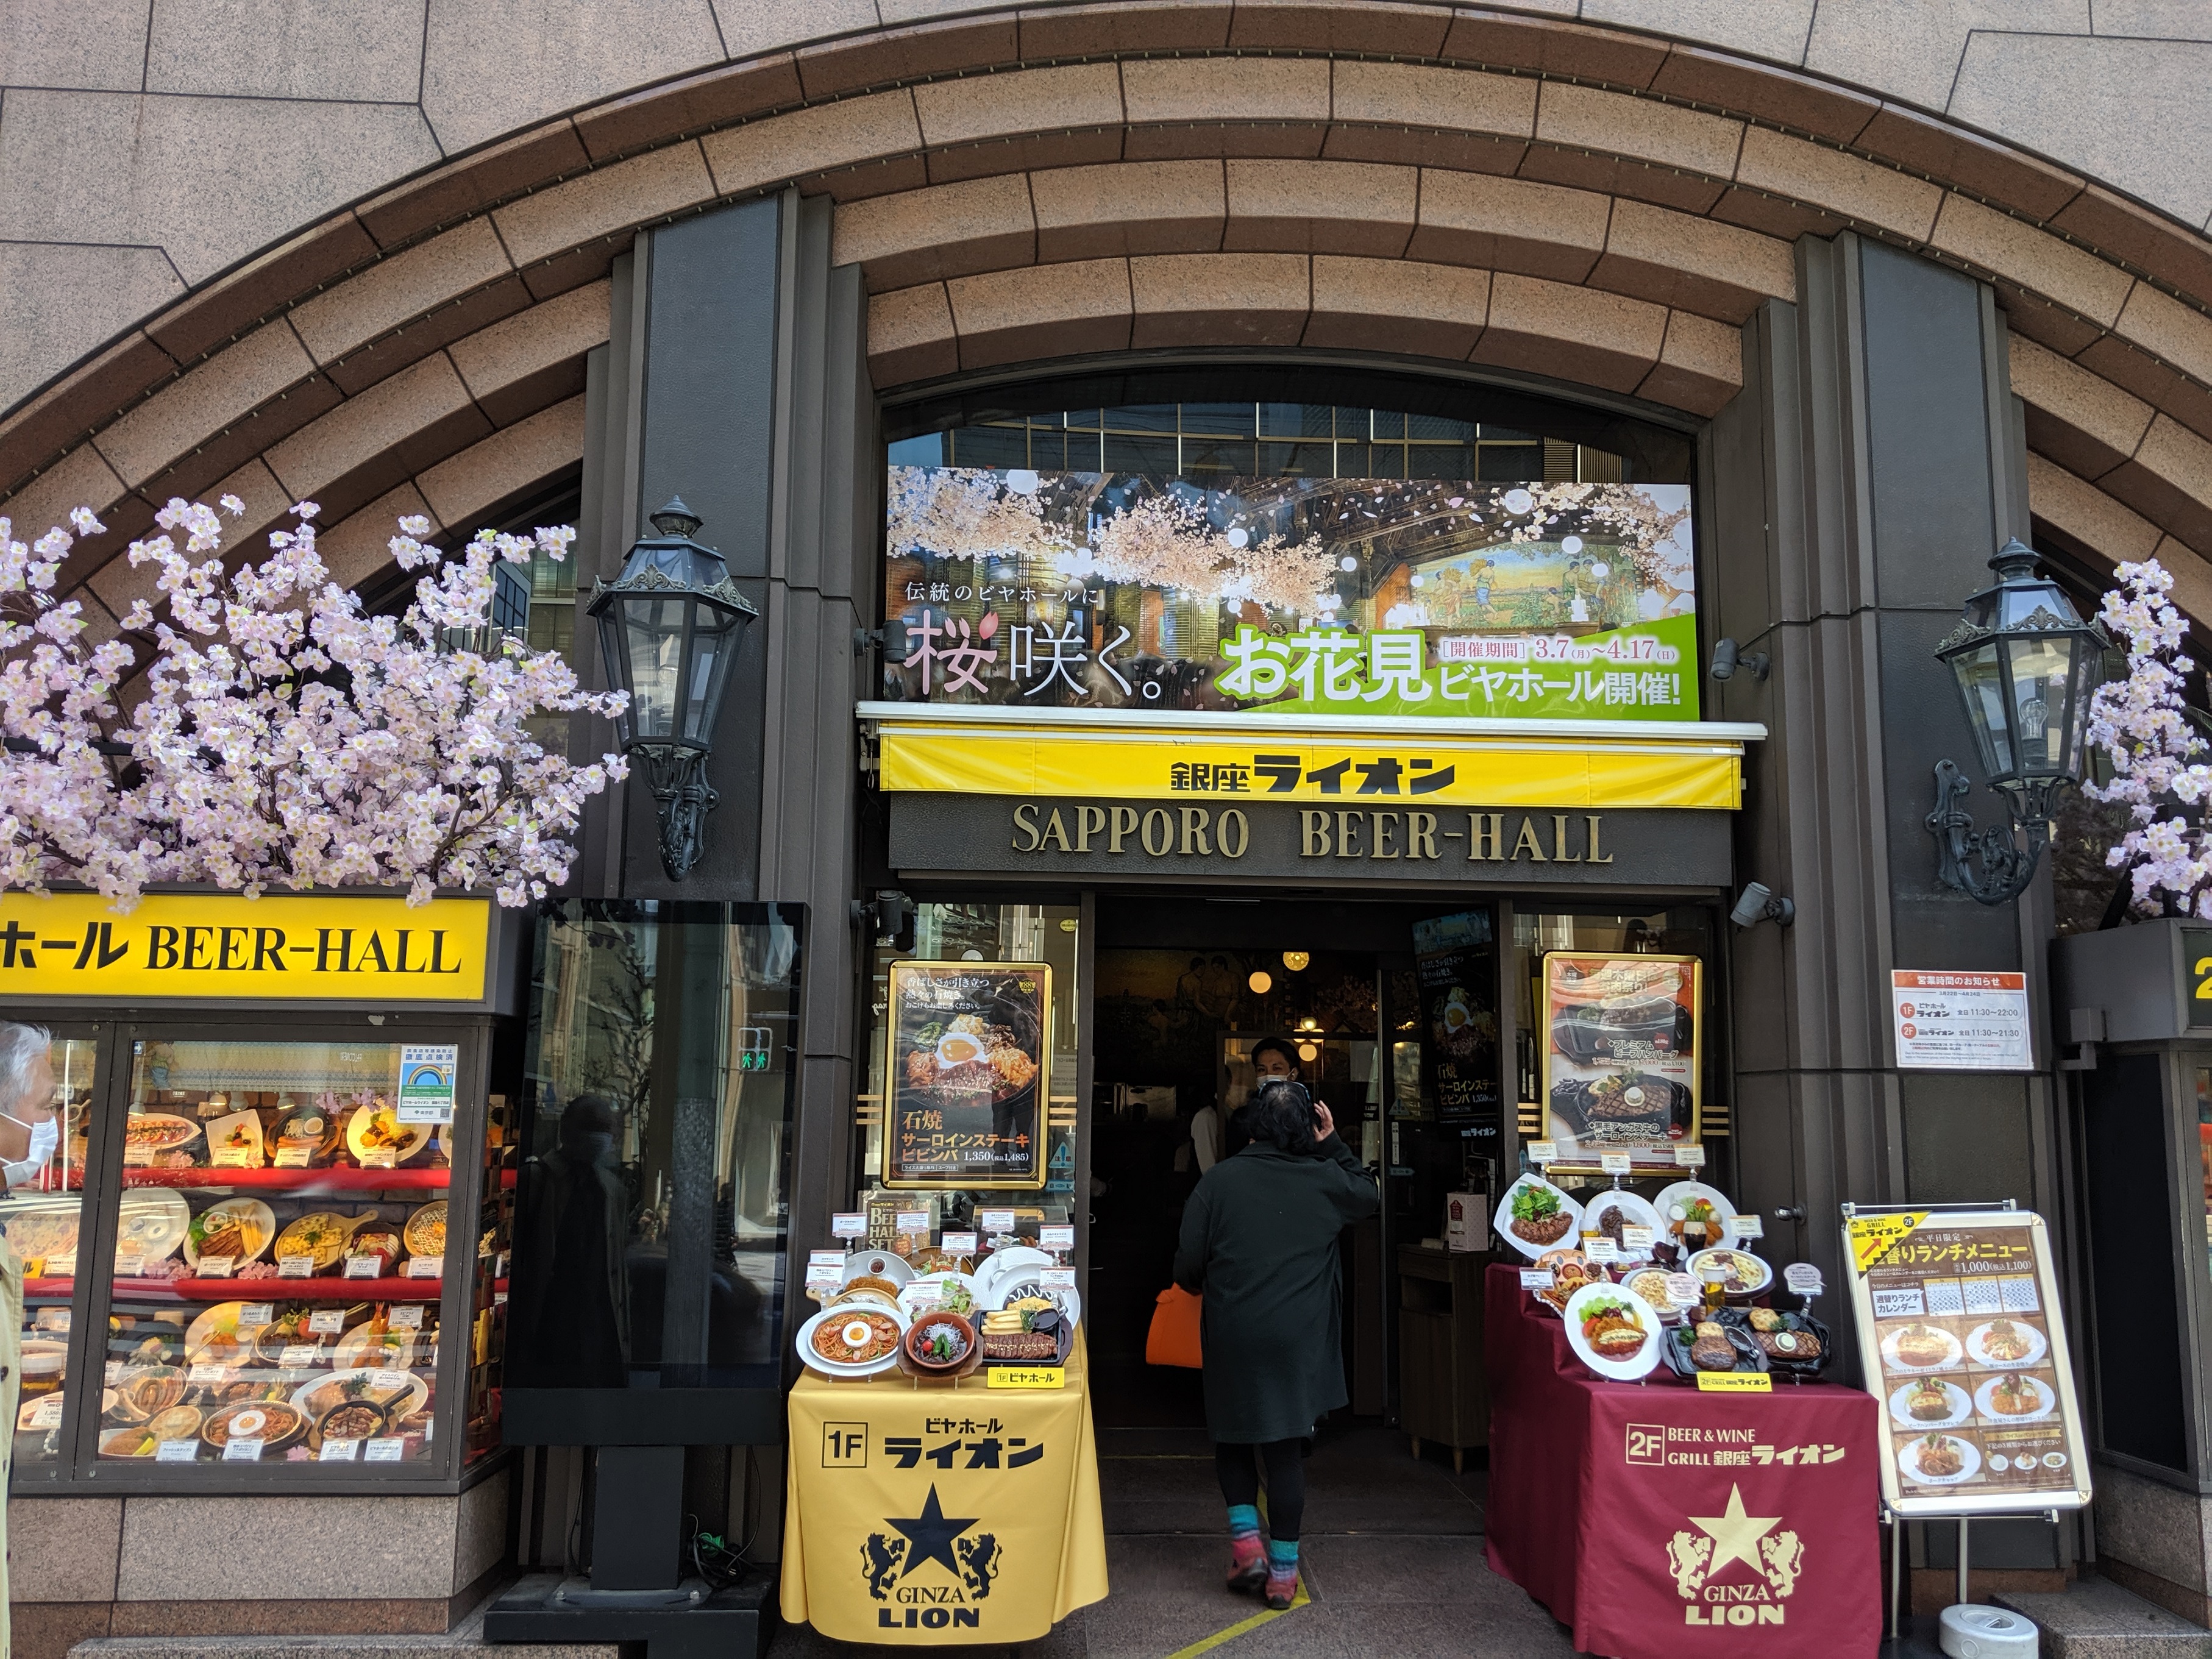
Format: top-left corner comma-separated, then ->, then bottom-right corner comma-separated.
4,1196 -> 80,1264
290,1366 -> 432,1421
1579,1189 -> 1664,1260
980,1301 -> 1071,1365
124,1114 -> 202,1157
1686,1246 -> 1773,1299
903,1311 -> 980,1377
1891,1377 -> 1973,1430
1652,1183 -> 1744,1254
1621,1266 -> 1685,1318
973,1245 -> 1051,1298
274,1212 -> 368,1273
1532,1249 -> 1599,1315
798,1306 -> 909,1377
1663,1310 -> 1769,1379
272,1100 -> 344,1163
897,1273 -> 981,1321
987,1277 -> 1081,1331
183,1198 -> 276,1269
1495,1174 -> 1582,1259
1901,1432 -> 1981,1485
115,1188 -> 191,1263
1743,1306 -> 1826,1369
202,1400 -> 307,1454
1976,1373 -> 2057,1423
203,1109 -> 265,1168
1563,1281 -> 1662,1381
1966,1318 -> 2047,1369
1881,1322 -> 1965,1374
310,1398 -> 393,1452
841,1251 -> 917,1291
346,1101 -> 433,1165
403,1201 -> 447,1260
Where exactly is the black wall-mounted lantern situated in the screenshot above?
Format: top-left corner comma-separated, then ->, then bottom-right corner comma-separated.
588,499 -> 758,882
1928,538 -> 2108,904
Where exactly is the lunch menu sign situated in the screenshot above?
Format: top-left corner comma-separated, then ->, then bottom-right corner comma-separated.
1842,1208 -> 2091,1517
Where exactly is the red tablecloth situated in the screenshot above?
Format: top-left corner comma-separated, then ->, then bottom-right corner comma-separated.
1483,1264 -> 1883,1659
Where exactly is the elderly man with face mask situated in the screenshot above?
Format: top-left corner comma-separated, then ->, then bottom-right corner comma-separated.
0,1021 -> 55,1659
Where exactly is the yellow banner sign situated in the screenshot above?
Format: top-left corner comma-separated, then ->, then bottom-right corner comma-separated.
1848,1211 -> 1928,1274
1696,1372 -> 1774,1393
878,723 -> 1742,810
986,1366 -> 1066,1390
0,892 -> 491,1003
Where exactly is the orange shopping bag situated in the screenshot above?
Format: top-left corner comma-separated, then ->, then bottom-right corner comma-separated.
1146,1285 -> 1203,1368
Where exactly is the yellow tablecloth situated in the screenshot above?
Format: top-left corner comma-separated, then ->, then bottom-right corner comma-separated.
781,1332 -> 1109,1644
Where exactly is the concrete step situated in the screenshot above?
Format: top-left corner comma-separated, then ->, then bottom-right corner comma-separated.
1993,1576 -> 2212,1659
67,1576 -> 618,1659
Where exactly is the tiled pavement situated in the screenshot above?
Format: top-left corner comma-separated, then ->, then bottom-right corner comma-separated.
769,1424 -> 1588,1659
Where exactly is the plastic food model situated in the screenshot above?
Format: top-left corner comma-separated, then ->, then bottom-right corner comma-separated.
1510,1184 -> 1573,1246
1689,1321 -> 1737,1371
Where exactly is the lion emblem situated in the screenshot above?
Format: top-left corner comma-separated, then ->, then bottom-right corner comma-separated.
956,1533 -> 1001,1597
861,1533 -> 905,1600
1760,1532 -> 1804,1598
1667,1532 -> 1712,1598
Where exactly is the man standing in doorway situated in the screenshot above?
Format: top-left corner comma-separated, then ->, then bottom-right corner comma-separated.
1222,1037 -> 1301,1160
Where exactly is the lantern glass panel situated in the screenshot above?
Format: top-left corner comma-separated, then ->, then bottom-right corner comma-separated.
1949,641 -> 2013,778
2063,640 -> 2105,776
624,595 -> 693,742
680,606 -> 744,745
2004,633 -> 2077,776
592,605 -> 636,747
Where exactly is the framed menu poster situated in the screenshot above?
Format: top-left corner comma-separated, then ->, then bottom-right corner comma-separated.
1540,952 -> 1701,1172
883,962 -> 1051,1190
1843,1207 -> 2092,1516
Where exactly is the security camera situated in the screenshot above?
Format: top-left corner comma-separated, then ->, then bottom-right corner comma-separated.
1729,881 -> 1795,928
1709,638 -> 1770,683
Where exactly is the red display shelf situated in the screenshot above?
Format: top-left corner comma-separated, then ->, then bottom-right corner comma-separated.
103,1274 -> 444,1301
119,1167 -> 450,1192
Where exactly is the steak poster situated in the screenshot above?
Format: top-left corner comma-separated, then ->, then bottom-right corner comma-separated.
1844,1209 -> 2092,1516
886,963 -> 1051,1190
1540,953 -> 1701,1171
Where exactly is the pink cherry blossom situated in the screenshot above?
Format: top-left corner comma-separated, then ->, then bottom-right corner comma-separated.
0,498 -> 627,909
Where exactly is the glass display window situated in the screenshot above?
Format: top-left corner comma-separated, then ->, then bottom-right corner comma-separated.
3,1031 -> 99,1468
63,1028 -> 495,1480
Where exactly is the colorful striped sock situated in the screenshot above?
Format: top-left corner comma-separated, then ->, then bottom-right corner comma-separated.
1226,1506 -> 1265,1591
1264,1539 -> 1300,1609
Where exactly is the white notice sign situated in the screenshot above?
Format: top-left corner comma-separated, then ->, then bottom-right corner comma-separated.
1892,970 -> 2032,1070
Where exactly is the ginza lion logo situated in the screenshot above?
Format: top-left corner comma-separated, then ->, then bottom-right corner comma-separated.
1667,1484 -> 1803,1627
862,1485 -> 1001,1632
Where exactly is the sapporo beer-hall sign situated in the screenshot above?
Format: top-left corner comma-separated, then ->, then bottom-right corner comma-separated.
0,892 -> 492,1003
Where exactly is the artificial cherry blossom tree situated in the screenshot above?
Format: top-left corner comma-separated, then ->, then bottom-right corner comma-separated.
2082,556 -> 2212,917
0,495 -> 627,909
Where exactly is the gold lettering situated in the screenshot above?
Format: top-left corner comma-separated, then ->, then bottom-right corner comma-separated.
1511,816 -> 1548,861
1041,809 -> 1073,852
1218,809 -> 1250,858
1179,808 -> 1212,856
1471,812 -> 1505,861
1586,814 -> 1613,864
1110,806 -> 1139,853
1551,814 -> 1582,862
1076,805 -> 1106,852
1409,811 -> 1439,860
1140,809 -> 1173,856
1301,811 -> 1332,857
1373,812 -> 1399,859
1335,811 -> 1363,859
1012,802 -> 1041,853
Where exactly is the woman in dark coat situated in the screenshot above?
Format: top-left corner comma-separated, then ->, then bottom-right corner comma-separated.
1172,1078 -> 1379,1608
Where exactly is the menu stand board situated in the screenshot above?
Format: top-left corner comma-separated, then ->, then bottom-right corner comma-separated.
883,962 -> 1051,1190
1410,910 -> 1501,1141
1843,1207 -> 2091,1516
1540,953 -> 1701,1173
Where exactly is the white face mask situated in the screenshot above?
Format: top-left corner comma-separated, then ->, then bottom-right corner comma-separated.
25,1116 -> 57,1168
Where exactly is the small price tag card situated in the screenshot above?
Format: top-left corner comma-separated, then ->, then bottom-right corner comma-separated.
105,1361 -> 124,1384
211,1148 -> 258,1168
1622,1226 -> 1655,1251
279,1256 -> 315,1278
47,1252 -> 75,1277
1584,1238 -> 1620,1263
358,1150 -> 397,1170
279,1343 -> 319,1369
1735,1215 -> 1765,1240
405,1257 -> 443,1279
364,1438 -> 406,1462
223,1437 -> 265,1462
389,1306 -> 425,1329
1599,1152 -> 1634,1176
371,1369 -> 411,1393
804,1263 -> 842,1288
895,1210 -> 930,1235
986,1366 -> 1065,1390
830,1212 -> 866,1239
1039,1268 -> 1077,1290
1528,1142 -> 1558,1165
1697,1373 -> 1772,1393
240,1304 -> 273,1327
979,1209 -> 1016,1235
344,1256 -> 382,1279
28,1395 -> 63,1429
808,1249 -> 844,1265
123,1145 -> 155,1167
273,1145 -> 313,1168
941,1232 -> 978,1256
112,1252 -> 143,1278
156,1439 -> 198,1463
319,1439 -> 360,1462
188,1364 -> 230,1385
1784,1263 -> 1825,1298
308,1310 -> 345,1335
1664,1273 -> 1699,1306
1674,1145 -> 1707,1168
1040,1224 -> 1075,1252
1519,1268 -> 1555,1290
197,1256 -> 236,1279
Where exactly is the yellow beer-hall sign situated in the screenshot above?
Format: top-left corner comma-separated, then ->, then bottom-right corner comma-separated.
0,892 -> 492,1003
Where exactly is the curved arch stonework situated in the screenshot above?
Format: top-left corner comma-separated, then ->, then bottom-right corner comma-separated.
5,3 -> 2212,627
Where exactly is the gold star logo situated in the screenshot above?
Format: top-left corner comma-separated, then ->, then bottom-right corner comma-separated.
1687,1485 -> 1782,1577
